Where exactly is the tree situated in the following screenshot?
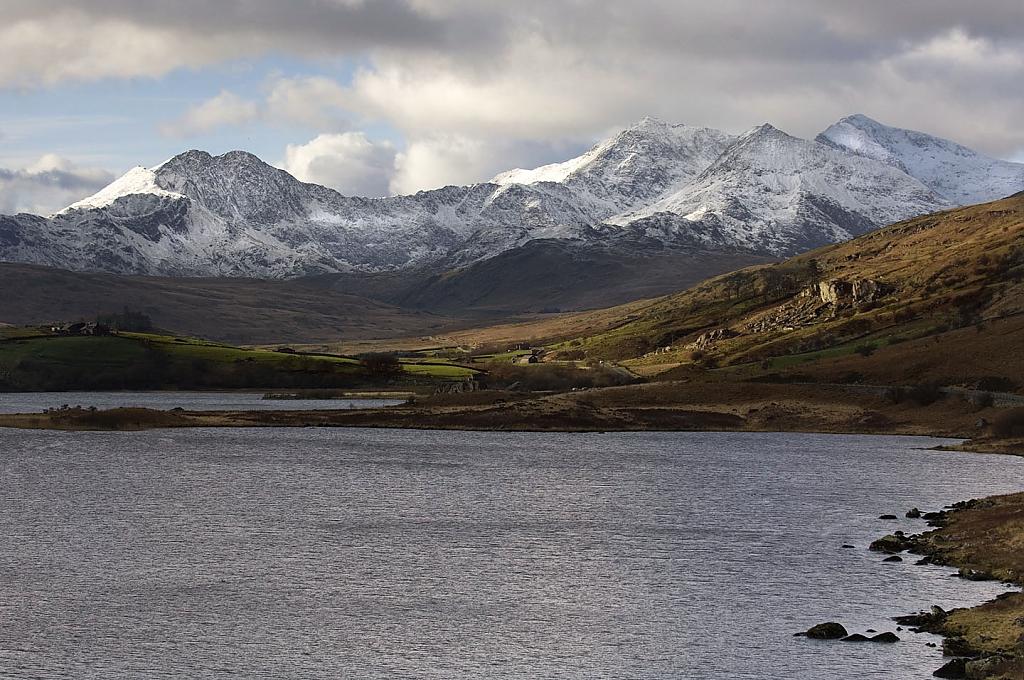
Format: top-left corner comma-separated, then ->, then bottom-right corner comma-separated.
97,306 -> 154,332
359,353 -> 403,377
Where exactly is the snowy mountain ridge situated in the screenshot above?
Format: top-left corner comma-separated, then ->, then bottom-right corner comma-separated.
817,114 -> 1024,206
1,114 -> 1021,278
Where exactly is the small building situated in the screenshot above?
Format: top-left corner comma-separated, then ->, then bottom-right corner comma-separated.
52,322 -> 111,336
516,354 -> 539,364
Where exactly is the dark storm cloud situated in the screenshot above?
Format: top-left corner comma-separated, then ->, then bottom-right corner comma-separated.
2,0 -> 1022,193
1,0 -> 505,56
5,0 -> 1019,66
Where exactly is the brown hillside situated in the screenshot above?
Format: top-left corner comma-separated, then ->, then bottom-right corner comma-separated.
528,194 -> 1024,388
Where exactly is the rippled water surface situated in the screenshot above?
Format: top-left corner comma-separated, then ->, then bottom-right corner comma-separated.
0,391 -> 402,413
1,429 -> 1022,679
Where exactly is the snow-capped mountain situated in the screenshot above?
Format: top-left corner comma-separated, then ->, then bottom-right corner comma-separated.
0,115 -> 1019,278
1,150 -> 600,277
817,114 -> 1024,205
493,118 -> 736,216
605,124 -> 951,253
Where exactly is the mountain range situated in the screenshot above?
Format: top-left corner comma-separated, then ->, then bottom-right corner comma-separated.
2,114 -> 1021,281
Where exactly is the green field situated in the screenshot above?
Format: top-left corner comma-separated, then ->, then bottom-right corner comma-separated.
0,330 -> 478,391
399,360 -> 479,378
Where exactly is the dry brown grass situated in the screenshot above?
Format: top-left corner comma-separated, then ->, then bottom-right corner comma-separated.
911,492 -> 1024,675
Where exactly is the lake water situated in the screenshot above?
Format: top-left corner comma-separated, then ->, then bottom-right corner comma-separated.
0,429 -> 1021,679
0,391 -> 403,413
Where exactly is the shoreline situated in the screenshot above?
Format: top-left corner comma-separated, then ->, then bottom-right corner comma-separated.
1,382 -> 1021,456
0,403 -> 1019,458
872,493 -> 1024,679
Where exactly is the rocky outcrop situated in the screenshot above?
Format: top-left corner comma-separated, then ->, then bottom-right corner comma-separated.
814,277 -> 892,306
687,328 -> 738,351
740,275 -> 894,337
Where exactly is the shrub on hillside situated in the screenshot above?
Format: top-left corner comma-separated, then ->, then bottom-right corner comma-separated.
973,392 -> 995,409
884,386 -> 905,404
854,343 -> 876,357
976,376 -> 1017,392
906,382 -> 945,406
991,408 -> 1024,438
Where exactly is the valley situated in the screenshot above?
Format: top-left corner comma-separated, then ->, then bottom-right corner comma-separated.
4,193 -> 1023,445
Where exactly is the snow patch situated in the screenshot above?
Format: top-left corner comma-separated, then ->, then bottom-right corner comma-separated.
60,166 -> 185,213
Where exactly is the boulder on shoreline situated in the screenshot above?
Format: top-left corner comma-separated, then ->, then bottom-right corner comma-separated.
964,655 -> 1017,678
840,632 -> 900,643
943,637 -> 982,658
894,605 -> 948,632
802,622 -> 848,639
932,658 -> 967,678
957,568 -> 995,582
870,533 -> 914,553
870,632 -> 900,643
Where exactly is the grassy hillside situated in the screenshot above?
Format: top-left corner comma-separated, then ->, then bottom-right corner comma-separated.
0,330 -> 479,392
528,193 -> 1024,389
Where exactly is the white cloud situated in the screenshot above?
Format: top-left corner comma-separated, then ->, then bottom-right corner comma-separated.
4,1 -> 1024,192
160,91 -> 259,137
390,135 -> 492,196
0,155 -> 114,215
343,49 -> 628,140
282,133 -> 396,197
265,76 -> 351,129
388,134 -> 580,196
162,78 -> 350,138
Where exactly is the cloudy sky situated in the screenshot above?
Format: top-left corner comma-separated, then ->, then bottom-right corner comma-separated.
2,0 -> 1023,214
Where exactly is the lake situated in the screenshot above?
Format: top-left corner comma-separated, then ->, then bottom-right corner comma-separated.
0,429 -> 1021,679
0,391 -> 403,414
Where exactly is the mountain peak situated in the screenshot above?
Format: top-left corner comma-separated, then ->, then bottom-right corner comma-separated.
819,114 -> 1024,205
60,165 -> 185,214
157,149 -> 274,174
490,117 -> 735,213
734,123 -> 797,147
629,115 -> 671,131
836,113 -> 884,129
